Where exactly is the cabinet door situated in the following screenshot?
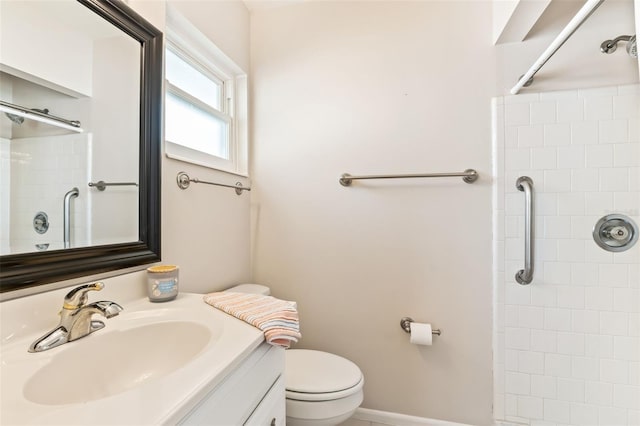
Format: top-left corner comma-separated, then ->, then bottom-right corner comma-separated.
244,375 -> 285,426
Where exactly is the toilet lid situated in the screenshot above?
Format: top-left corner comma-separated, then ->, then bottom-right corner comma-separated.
285,349 -> 363,400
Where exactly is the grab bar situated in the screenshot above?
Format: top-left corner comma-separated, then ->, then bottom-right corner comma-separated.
515,177 -> 534,285
63,187 -> 79,249
339,169 -> 478,186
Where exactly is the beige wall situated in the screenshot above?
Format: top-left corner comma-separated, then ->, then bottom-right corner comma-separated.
250,2 -> 496,424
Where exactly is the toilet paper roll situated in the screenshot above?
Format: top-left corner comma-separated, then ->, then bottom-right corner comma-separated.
409,322 -> 433,346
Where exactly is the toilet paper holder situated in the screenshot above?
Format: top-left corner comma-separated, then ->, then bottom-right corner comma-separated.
400,317 -> 441,336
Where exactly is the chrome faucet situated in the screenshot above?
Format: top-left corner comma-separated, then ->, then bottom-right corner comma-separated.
29,282 -> 123,353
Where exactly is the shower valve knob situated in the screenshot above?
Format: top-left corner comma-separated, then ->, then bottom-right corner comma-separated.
607,226 -> 629,241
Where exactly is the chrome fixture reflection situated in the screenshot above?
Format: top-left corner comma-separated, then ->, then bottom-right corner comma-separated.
515,176 -> 534,285
63,187 -> 79,249
33,211 -> 49,234
0,100 -> 82,132
601,35 -> 637,58
88,180 -> 138,191
29,282 -> 123,353
593,214 -> 638,252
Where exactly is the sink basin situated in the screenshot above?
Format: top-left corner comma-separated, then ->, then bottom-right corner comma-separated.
24,321 -> 211,405
1,293 -> 265,425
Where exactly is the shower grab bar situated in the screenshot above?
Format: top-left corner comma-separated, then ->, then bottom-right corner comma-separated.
339,169 -> 478,186
0,100 -> 82,132
88,181 -> 138,191
63,187 -> 79,249
510,0 -> 604,94
515,177 -> 534,285
176,171 -> 250,195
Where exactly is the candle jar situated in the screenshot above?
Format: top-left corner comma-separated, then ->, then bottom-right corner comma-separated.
146,265 -> 179,302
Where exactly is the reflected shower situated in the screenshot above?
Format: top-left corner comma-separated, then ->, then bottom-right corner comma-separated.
600,34 -> 637,58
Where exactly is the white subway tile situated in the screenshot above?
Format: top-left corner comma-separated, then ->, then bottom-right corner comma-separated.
545,170 -> 572,192
586,334 -> 614,359
628,409 -> 640,426
580,86 -> 619,98
505,126 -> 519,147
506,349 -> 519,371
613,143 -> 639,167
600,311 -> 629,336
532,147 -> 558,170
557,146 -> 585,169
518,395 -> 544,419
519,306 -> 545,329
585,144 -> 614,168
571,263 -> 599,286
600,119 -> 629,144
613,94 -> 639,120
519,351 -> 545,375
520,126 -> 545,147
572,356 -> 600,380
613,192 -> 640,213
506,103 -> 531,126
585,192 -> 613,215
544,262 -> 571,284
629,313 -> 639,337
532,102 -> 558,125
506,371 -> 531,395
557,286 -> 585,310
558,99 -> 584,123
600,168 -> 629,191
599,264 -> 630,287
572,310 -> 600,334
571,168 -> 599,192
629,167 -> 640,191
629,118 -> 639,143
544,123 -> 571,146
543,398 -> 571,423
545,308 -> 572,331
613,384 -> 639,409
558,193 -> 585,216
506,193 -> 525,215
558,240 -> 585,263
571,121 -> 599,145
630,362 -> 639,386
584,96 -> 613,121
613,336 -> 639,361
537,193 -> 558,216
505,148 -> 531,170
531,375 -> 557,398
558,378 -> 585,403
506,284 -> 532,305
585,380 -> 613,405
557,332 -> 585,356
531,284 -> 558,307
570,403 -> 598,425
545,353 -> 573,378
585,242 -> 614,264
598,406 -> 628,426
613,288 -> 639,313
531,329 -> 558,353
536,239 -> 558,262
585,287 -> 614,311
505,394 -> 518,417
544,216 -> 572,239
506,327 -> 532,350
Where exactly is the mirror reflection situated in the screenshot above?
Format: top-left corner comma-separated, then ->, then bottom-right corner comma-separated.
0,0 -> 140,255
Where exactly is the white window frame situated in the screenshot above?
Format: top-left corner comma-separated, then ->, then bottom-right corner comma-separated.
164,7 -> 248,176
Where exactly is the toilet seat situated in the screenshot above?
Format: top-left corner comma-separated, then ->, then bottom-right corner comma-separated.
285,349 -> 364,402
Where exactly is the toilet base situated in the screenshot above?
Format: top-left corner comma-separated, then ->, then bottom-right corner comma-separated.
285,389 -> 363,426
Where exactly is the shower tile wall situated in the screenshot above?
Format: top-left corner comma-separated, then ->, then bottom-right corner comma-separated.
493,84 -> 639,426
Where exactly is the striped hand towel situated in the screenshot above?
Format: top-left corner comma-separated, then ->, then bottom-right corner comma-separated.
203,292 -> 301,348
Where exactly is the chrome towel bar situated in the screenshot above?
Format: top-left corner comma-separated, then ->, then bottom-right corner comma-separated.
339,169 -> 478,186
176,171 -> 250,195
88,181 -> 138,191
515,176 -> 534,285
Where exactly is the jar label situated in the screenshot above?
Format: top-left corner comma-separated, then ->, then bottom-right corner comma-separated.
153,279 -> 177,296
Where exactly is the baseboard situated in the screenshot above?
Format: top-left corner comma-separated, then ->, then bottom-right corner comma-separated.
351,408 -> 473,426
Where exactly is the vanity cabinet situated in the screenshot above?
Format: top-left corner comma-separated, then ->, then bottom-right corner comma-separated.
179,343 -> 285,426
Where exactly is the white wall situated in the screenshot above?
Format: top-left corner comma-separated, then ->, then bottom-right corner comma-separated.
493,84 -> 640,426
128,0 -> 253,294
250,2 -> 495,424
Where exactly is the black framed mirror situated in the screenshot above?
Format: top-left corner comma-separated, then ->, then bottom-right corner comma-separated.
0,0 -> 162,293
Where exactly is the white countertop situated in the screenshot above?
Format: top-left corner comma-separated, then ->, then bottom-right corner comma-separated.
0,292 -> 265,425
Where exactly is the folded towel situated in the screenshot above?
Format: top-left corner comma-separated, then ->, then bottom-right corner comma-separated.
203,292 -> 301,348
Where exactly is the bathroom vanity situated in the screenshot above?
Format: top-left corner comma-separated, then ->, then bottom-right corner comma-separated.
0,290 -> 285,425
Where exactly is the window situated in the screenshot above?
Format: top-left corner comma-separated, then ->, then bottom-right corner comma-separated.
165,10 -> 248,175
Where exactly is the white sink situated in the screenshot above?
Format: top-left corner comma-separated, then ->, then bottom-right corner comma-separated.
0,293 -> 264,425
24,321 -> 212,405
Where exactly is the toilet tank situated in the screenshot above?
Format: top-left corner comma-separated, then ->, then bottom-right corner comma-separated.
225,284 -> 271,295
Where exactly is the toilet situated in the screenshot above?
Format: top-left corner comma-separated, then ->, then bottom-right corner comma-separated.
226,284 -> 364,426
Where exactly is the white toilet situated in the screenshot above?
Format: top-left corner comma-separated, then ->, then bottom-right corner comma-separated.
226,284 -> 364,426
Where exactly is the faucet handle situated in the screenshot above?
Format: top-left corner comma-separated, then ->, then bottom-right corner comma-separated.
63,282 -> 104,309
